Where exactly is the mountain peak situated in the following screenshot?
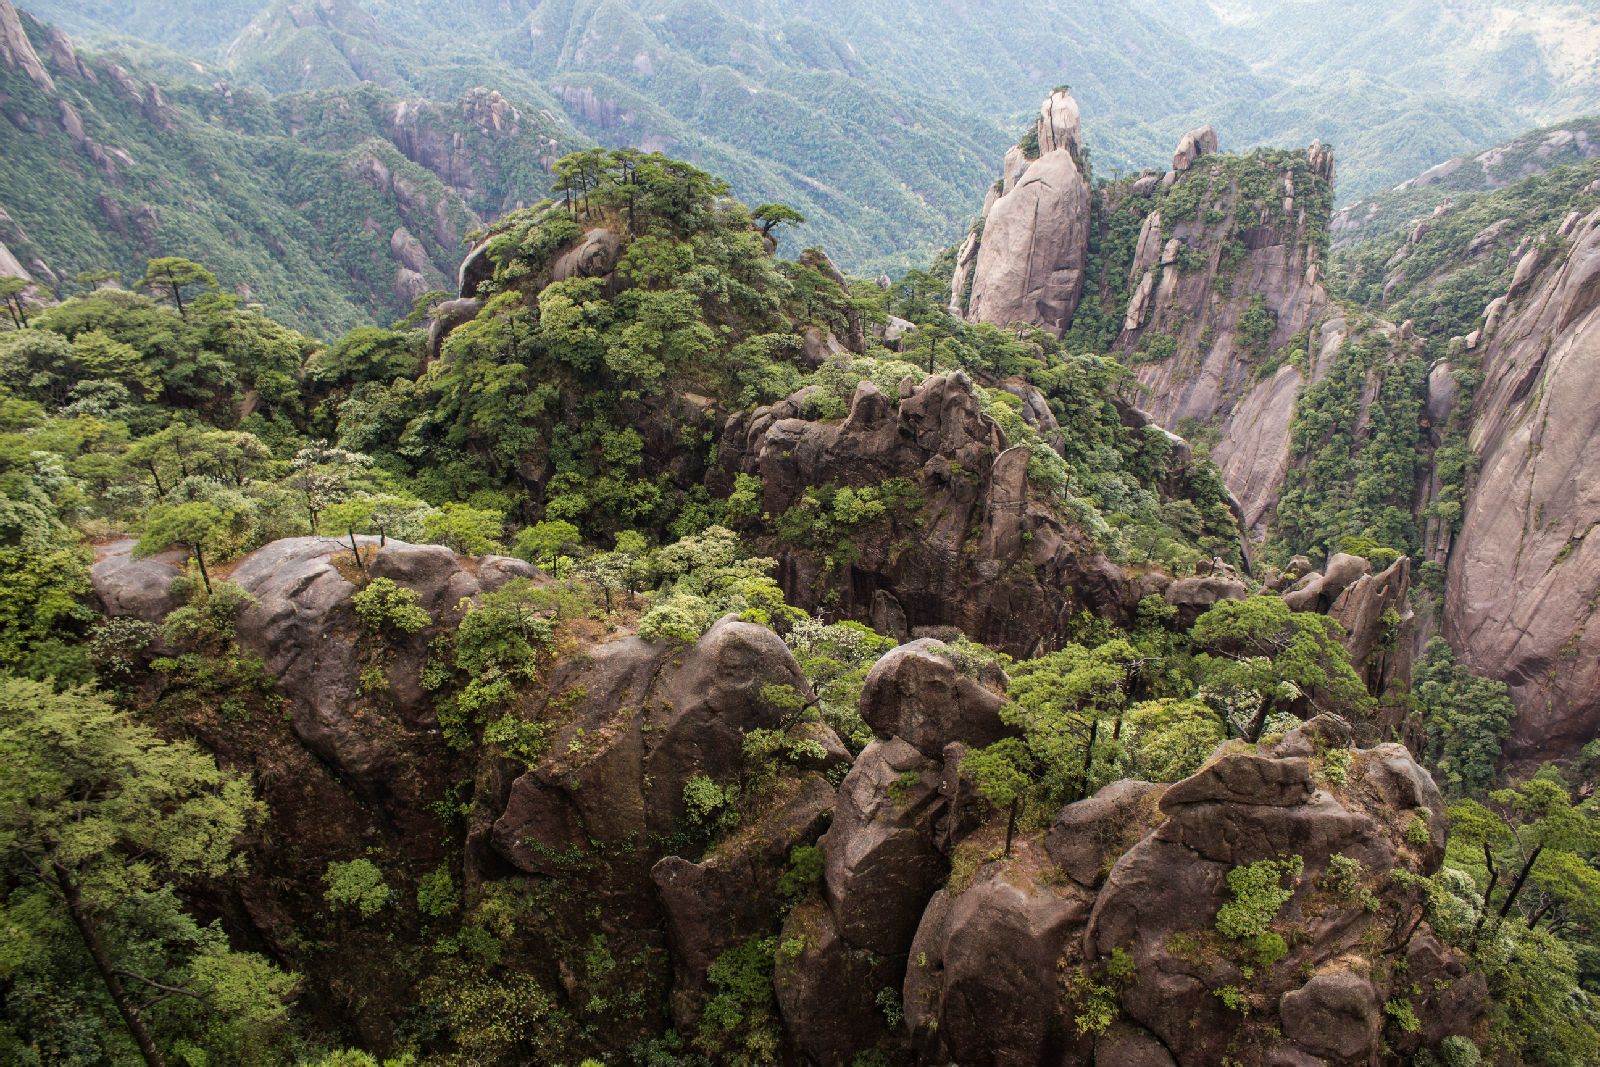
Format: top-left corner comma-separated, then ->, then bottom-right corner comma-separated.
1037,87 -> 1081,156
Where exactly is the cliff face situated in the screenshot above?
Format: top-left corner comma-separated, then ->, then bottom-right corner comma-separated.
1446,207 -> 1600,762
952,97 -> 1341,542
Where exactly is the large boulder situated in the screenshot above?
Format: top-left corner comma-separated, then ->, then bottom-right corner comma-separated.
229,538 -> 532,784
904,868 -> 1092,1067
1172,126 -> 1219,172
492,615 -> 846,877
1283,552 -> 1371,612
1278,970 -> 1381,1062
821,738 -> 947,955
1163,574 -> 1247,628
1327,556 -> 1413,692
1044,779 -> 1167,889
1082,738 -> 1465,1064
90,538 -> 187,623
859,640 -> 1010,758
774,899 -> 904,1065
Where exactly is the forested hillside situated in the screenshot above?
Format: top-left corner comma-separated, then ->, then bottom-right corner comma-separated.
3,100 -> 1599,1061
0,3 -> 579,336
16,0 -> 1600,277
4,5 -> 1600,1066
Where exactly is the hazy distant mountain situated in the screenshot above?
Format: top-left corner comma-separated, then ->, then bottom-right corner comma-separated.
14,0 -> 1600,278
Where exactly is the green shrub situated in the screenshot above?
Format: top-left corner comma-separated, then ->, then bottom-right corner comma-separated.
417,865 -> 459,918
352,577 -> 431,635
696,938 -> 782,1063
323,858 -> 392,919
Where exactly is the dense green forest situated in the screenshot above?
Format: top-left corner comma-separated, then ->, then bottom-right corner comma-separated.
2,141 -> 1598,1064
13,0 -> 1600,288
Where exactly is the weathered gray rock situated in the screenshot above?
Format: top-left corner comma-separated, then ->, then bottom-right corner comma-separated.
800,325 -> 845,367
90,538 -> 186,622
229,538 -> 495,780
1446,208 -> 1600,761
860,640 -> 1009,758
492,616 -> 843,875
904,868 -> 1091,1067
1163,574 -> 1247,627
716,370 -> 1134,656
1044,779 -> 1166,889
1172,126 -> 1218,172
550,226 -> 621,282
1114,147 -> 1338,540
457,234 -> 494,297
426,296 -> 481,362
821,738 -> 946,956
1094,1022 -> 1178,1066
1083,739 -> 1459,1063
1279,970 -> 1381,1061
1401,929 -> 1490,1051
0,0 -> 54,92
1037,88 -> 1081,156
1327,556 -> 1412,691
966,91 -> 1091,335
1283,552 -> 1372,612
870,588 -> 909,642
775,899 -> 903,1065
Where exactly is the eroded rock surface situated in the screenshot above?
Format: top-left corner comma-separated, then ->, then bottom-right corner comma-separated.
964,89 -> 1092,334
1447,207 -> 1600,760
716,370 -> 1133,656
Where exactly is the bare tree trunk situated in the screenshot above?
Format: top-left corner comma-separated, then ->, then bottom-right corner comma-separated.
1471,844 -> 1499,946
55,865 -> 167,1067
1498,844 -> 1544,919
191,544 -> 211,594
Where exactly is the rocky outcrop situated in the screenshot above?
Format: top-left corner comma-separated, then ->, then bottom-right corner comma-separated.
0,0 -> 53,93
383,89 -> 555,214
1081,736 -> 1473,1065
90,527 -> 1486,1063
1171,125 -> 1218,174
963,90 -> 1092,334
227,538 -> 534,791
1119,145 -> 1334,501
715,370 -> 1133,656
820,738 -> 946,956
775,652 -> 1012,1063
906,869 -> 1093,1066
491,615 -> 845,877
1446,207 -> 1600,761
90,538 -> 188,622
859,640 -> 1010,758
891,727 -> 1482,1066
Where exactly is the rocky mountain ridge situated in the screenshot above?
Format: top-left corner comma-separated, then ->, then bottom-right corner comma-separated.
949,90 -> 1600,765
0,0 -> 572,333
